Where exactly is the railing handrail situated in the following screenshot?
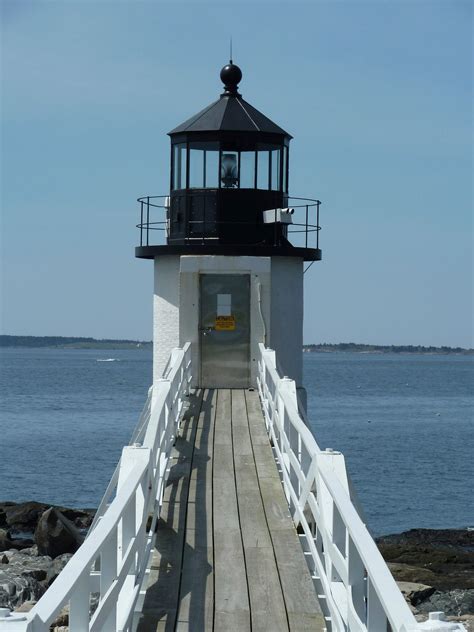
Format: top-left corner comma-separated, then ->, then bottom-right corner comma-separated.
29,456 -> 149,627
136,193 -> 321,207
136,193 -> 322,251
256,343 -> 458,632
1,344 -> 193,632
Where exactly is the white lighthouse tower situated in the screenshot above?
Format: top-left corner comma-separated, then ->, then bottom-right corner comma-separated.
136,62 -> 321,406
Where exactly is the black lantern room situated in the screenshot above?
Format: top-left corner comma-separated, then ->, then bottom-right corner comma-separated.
135,62 -> 321,261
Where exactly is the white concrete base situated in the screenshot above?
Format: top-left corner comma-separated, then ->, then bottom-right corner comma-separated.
153,254 -> 305,391
153,256 -> 180,384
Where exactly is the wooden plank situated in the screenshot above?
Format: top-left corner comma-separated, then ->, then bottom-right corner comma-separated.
252,443 -> 282,479
175,390 -> 216,631
184,462 -> 212,546
214,611 -> 252,631
137,390 -> 204,632
213,388 -> 232,446
244,389 -> 325,630
245,547 -> 289,632
213,389 -> 250,631
230,388 -> 249,427
176,545 -> 213,630
233,438 -> 272,548
244,389 -> 270,446
271,529 -> 326,631
234,487 -> 272,549
258,476 -> 294,534
231,389 -> 253,456
233,390 -> 288,631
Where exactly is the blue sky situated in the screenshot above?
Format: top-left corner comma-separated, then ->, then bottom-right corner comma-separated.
1,1 -> 472,346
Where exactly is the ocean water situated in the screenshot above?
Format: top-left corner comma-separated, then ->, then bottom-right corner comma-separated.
0,347 -> 472,536
305,352 -> 473,535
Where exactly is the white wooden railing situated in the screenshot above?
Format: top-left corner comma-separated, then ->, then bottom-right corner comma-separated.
0,343 -> 192,632
257,344 -> 465,632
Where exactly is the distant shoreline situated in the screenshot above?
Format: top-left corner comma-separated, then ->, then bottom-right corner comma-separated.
1,335 -> 472,354
303,343 -> 473,355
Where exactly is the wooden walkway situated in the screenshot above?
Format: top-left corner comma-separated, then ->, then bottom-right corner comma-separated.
137,389 -> 325,632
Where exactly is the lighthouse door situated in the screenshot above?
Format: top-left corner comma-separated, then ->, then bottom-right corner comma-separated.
199,274 -> 250,388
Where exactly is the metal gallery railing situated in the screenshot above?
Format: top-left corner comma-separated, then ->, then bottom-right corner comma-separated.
0,343 -> 192,632
256,344 -> 464,632
136,194 -> 321,250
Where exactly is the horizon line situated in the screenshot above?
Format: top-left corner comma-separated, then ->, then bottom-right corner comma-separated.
0,334 -> 472,352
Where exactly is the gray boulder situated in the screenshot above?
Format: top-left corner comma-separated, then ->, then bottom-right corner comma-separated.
397,581 -> 435,606
0,502 -> 95,535
0,549 -> 68,609
0,574 -> 45,609
2,502 -> 48,534
0,529 -> 34,553
417,589 -> 474,616
47,553 -> 72,586
35,508 -> 84,558
0,552 -> 51,609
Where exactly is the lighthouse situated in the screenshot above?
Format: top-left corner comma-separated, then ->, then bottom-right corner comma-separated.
136,62 -> 321,404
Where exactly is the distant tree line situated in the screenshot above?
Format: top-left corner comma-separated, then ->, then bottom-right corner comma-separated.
0,335 -> 152,349
303,342 -> 472,354
1,336 -> 471,353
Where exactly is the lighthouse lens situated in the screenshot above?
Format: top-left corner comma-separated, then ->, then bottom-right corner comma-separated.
220,152 -> 238,188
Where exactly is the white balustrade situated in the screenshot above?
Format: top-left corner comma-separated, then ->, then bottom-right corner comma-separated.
0,343 -> 192,632
257,343 -> 465,632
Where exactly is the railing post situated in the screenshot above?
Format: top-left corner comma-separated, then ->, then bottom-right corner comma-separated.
146,196 -> 150,246
69,573 -> 90,631
279,377 -> 300,513
99,529 -> 118,632
305,204 -> 308,248
316,200 -> 320,250
203,194 -> 206,244
115,446 -> 152,630
348,536 -> 366,625
367,577 -> 387,630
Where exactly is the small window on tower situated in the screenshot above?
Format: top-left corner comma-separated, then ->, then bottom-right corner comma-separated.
217,293 -> 232,316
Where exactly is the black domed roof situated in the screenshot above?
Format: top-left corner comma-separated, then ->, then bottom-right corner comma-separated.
168,63 -> 292,139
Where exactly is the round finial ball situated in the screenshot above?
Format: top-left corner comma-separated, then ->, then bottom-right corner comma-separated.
220,63 -> 242,88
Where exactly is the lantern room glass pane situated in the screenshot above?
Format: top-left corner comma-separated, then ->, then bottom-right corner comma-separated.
189,148 -> 205,188
172,143 -> 187,190
270,149 -> 281,191
283,146 -> 288,192
257,150 -> 270,190
205,149 -> 219,188
240,151 -> 255,188
188,142 -> 219,189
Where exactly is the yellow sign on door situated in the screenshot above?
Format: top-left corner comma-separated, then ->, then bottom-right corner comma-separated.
215,315 -> 236,331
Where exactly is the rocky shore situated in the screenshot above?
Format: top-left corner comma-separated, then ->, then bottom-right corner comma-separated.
1,502 -> 473,628
0,501 -> 94,611
376,528 -> 474,628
